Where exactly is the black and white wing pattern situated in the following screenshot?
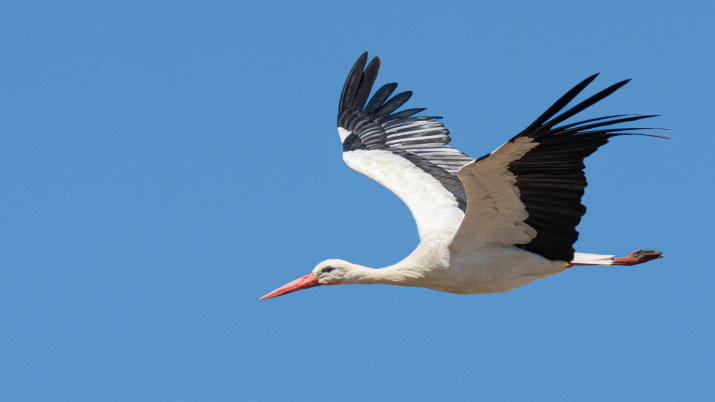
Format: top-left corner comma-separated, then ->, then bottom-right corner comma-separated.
450,74 -> 664,261
337,53 -> 474,239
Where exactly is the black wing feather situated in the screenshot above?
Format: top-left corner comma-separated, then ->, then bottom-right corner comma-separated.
351,57 -> 380,111
338,53 -> 475,211
363,83 -> 397,115
375,91 -> 412,116
500,76 -> 664,261
516,74 -> 599,137
338,52 -> 367,118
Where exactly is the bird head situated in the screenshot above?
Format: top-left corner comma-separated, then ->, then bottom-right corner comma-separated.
260,259 -> 351,300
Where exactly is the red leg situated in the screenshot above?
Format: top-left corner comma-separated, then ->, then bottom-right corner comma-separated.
612,249 -> 663,266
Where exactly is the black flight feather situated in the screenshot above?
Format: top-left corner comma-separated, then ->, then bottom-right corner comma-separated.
499,76 -> 663,262
337,53 -> 474,211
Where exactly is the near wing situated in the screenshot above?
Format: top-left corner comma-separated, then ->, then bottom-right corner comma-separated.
450,74 -> 664,261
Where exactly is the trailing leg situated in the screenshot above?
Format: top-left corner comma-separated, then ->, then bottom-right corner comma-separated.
612,249 -> 663,266
567,249 -> 663,267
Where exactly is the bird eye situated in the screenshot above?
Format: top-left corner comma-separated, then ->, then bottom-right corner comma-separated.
322,267 -> 335,274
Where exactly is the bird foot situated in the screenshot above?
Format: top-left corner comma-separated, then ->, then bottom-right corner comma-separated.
612,249 -> 663,266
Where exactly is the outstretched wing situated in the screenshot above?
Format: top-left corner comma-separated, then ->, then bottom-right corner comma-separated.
337,53 -> 474,239
450,74 -> 664,261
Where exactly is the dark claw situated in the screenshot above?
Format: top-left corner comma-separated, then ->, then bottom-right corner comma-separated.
629,249 -> 662,260
614,249 -> 663,266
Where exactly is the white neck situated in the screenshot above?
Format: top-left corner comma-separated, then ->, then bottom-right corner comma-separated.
324,237 -> 450,288
341,262 -> 425,286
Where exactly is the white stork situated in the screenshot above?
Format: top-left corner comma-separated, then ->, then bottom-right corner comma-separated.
261,52 -> 664,300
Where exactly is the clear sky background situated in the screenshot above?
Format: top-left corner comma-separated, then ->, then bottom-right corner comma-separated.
1,1 -> 713,401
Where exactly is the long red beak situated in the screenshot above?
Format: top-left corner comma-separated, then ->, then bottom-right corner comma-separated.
260,273 -> 320,300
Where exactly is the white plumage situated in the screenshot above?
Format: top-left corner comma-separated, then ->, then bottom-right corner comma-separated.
260,53 -> 664,300
343,149 -> 464,239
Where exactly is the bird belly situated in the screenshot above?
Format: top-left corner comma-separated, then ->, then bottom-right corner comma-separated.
424,247 -> 569,294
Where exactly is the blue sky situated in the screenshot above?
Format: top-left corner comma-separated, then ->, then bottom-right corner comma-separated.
1,1 -> 713,400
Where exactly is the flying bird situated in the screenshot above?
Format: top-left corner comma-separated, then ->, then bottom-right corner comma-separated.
261,53 -> 664,300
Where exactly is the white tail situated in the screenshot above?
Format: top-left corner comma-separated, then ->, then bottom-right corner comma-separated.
571,252 -> 614,266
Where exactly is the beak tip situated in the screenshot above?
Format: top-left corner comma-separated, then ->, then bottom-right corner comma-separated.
260,273 -> 319,301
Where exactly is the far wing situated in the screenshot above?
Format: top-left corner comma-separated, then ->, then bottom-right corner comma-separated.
337,53 -> 474,239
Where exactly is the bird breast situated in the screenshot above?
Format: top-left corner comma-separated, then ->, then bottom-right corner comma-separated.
421,246 -> 568,294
